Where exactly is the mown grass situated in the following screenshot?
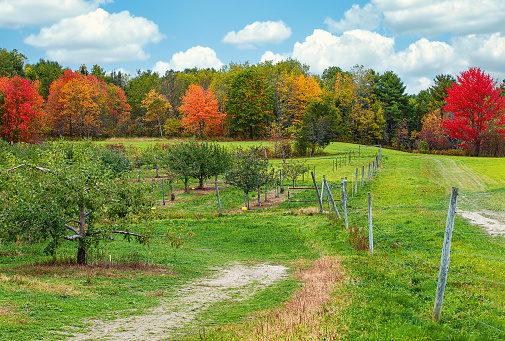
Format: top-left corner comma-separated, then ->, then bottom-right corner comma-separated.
1,140 -> 505,340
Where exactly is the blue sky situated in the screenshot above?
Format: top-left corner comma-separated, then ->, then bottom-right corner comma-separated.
1,0 -> 505,94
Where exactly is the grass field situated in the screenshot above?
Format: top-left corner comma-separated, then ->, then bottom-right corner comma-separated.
1,139 -> 505,340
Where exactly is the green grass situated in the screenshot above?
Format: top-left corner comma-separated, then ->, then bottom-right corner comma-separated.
2,140 -> 505,340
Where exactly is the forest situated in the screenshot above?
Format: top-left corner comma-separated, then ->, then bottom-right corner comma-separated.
1,47 -> 505,157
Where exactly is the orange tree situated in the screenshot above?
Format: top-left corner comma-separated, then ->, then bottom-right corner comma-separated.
225,68 -> 274,139
45,70 -> 130,137
443,67 -> 505,156
179,84 -> 224,138
0,76 -> 43,142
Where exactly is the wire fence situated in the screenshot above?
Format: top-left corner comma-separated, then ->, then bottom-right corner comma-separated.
362,187 -> 505,336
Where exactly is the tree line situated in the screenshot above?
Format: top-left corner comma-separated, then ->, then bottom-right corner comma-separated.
2,47 -> 505,156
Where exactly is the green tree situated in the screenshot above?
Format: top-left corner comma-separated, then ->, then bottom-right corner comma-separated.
410,89 -> 431,132
162,142 -> 232,191
321,66 -> 345,91
333,65 -> 382,143
0,141 -> 186,265
374,71 -> 413,142
296,99 -> 341,155
24,59 -> 64,99
225,68 -> 274,139
225,146 -> 274,209
428,74 -> 456,112
125,70 -> 161,134
0,48 -> 26,77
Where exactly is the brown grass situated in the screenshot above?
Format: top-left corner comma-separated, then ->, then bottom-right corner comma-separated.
213,256 -> 349,340
13,262 -> 177,279
0,273 -> 80,296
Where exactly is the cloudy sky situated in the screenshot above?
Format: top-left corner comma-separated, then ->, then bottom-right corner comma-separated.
1,0 -> 504,94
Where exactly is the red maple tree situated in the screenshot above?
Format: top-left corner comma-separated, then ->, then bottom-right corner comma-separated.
180,84 -> 224,137
0,76 -> 44,142
442,67 -> 505,156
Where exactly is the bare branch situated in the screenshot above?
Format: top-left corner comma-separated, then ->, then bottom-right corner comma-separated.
4,164 -> 53,176
110,230 -> 145,239
65,219 -> 80,225
64,224 -> 79,234
84,211 -> 92,217
64,235 -> 81,240
86,230 -> 114,240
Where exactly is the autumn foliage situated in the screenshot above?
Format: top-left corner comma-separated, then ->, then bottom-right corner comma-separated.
443,67 -> 505,156
0,76 -> 43,142
141,89 -> 172,138
179,84 -> 224,137
44,70 -> 131,137
417,110 -> 451,150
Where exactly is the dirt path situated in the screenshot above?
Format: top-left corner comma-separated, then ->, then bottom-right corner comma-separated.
68,263 -> 289,340
457,210 -> 505,236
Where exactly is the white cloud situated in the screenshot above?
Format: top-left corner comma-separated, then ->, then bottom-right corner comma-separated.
0,0 -> 110,28
222,21 -> 292,49
406,76 -> 433,94
291,29 -> 395,74
24,8 -> 164,63
260,51 -> 290,64
325,4 -> 381,33
153,46 -> 224,74
453,33 -> 505,72
391,38 -> 459,76
373,0 -> 505,36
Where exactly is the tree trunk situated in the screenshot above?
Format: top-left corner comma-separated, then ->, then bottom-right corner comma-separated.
184,177 -> 189,193
157,115 -> 163,138
77,243 -> 86,265
77,205 -> 86,265
198,176 -> 204,189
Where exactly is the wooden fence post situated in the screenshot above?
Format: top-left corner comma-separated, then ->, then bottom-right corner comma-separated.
368,163 -> 371,183
361,166 -> 364,187
311,171 -> 324,213
355,167 -> 358,194
320,177 -> 326,207
433,187 -> 459,322
162,179 -> 165,205
368,192 -> 373,254
324,178 -> 340,218
215,176 -> 222,215
341,178 -> 348,229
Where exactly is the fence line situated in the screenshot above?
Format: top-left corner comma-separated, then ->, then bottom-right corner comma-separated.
359,188 -> 505,335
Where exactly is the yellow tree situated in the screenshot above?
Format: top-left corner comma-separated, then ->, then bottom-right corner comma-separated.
60,77 -> 104,137
333,66 -> 384,144
141,89 -> 172,138
271,71 -> 295,136
289,74 -> 322,125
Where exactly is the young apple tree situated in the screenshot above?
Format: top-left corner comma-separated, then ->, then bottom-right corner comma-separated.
0,140 -> 189,264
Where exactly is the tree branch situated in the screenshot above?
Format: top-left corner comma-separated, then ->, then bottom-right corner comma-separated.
4,164 -> 53,176
110,230 -> 145,238
64,224 -> 79,234
64,234 -> 81,240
